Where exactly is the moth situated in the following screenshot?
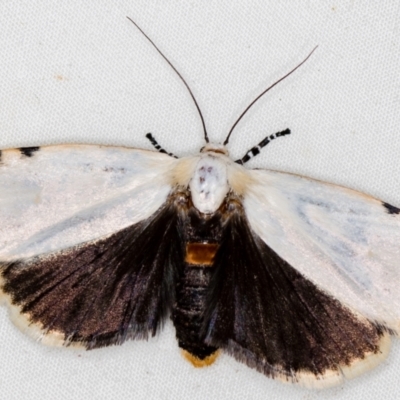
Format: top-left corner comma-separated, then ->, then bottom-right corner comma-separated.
1,17 -> 399,390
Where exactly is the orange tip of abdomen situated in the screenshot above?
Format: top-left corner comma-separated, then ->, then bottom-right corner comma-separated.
182,349 -> 220,368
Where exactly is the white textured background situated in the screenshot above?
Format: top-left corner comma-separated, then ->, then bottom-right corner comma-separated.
1,1 -> 400,399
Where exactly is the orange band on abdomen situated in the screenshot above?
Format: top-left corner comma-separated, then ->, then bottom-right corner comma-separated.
185,243 -> 219,266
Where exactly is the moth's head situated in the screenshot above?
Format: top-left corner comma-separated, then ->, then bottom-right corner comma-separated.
200,143 -> 229,157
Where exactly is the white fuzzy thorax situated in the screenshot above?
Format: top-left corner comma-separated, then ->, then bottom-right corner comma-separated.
189,154 -> 229,214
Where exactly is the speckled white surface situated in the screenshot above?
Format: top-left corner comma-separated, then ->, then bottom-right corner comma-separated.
1,1 -> 400,399
0,146 -> 175,258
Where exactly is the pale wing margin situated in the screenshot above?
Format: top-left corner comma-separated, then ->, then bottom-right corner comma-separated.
244,169 -> 400,333
0,145 -> 178,260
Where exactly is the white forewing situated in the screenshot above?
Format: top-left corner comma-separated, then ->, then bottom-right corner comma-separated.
0,145 -> 177,260
243,169 -> 400,332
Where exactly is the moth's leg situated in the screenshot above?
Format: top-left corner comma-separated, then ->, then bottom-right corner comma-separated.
146,133 -> 178,158
235,128 -> 291,165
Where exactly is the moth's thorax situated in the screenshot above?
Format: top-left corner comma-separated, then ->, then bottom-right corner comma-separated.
189,154 -> 229,214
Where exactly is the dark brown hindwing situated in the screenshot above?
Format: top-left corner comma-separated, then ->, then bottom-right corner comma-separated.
1,196 -> 184,349
203,201 -> 384,380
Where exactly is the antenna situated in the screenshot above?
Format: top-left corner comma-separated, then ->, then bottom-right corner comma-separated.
126,16 -> 209,143
224,46 -> 318,145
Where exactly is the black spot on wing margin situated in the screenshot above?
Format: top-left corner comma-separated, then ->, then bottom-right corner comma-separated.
383,202 -> 400,215
19,147 -> 40,157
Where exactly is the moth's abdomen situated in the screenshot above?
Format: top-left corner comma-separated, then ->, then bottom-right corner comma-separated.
172,258 -> 219,366
172,202 -> 225,367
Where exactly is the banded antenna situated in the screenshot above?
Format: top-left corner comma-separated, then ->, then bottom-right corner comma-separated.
127,17 -> 209,143
224,46 -> 318,145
